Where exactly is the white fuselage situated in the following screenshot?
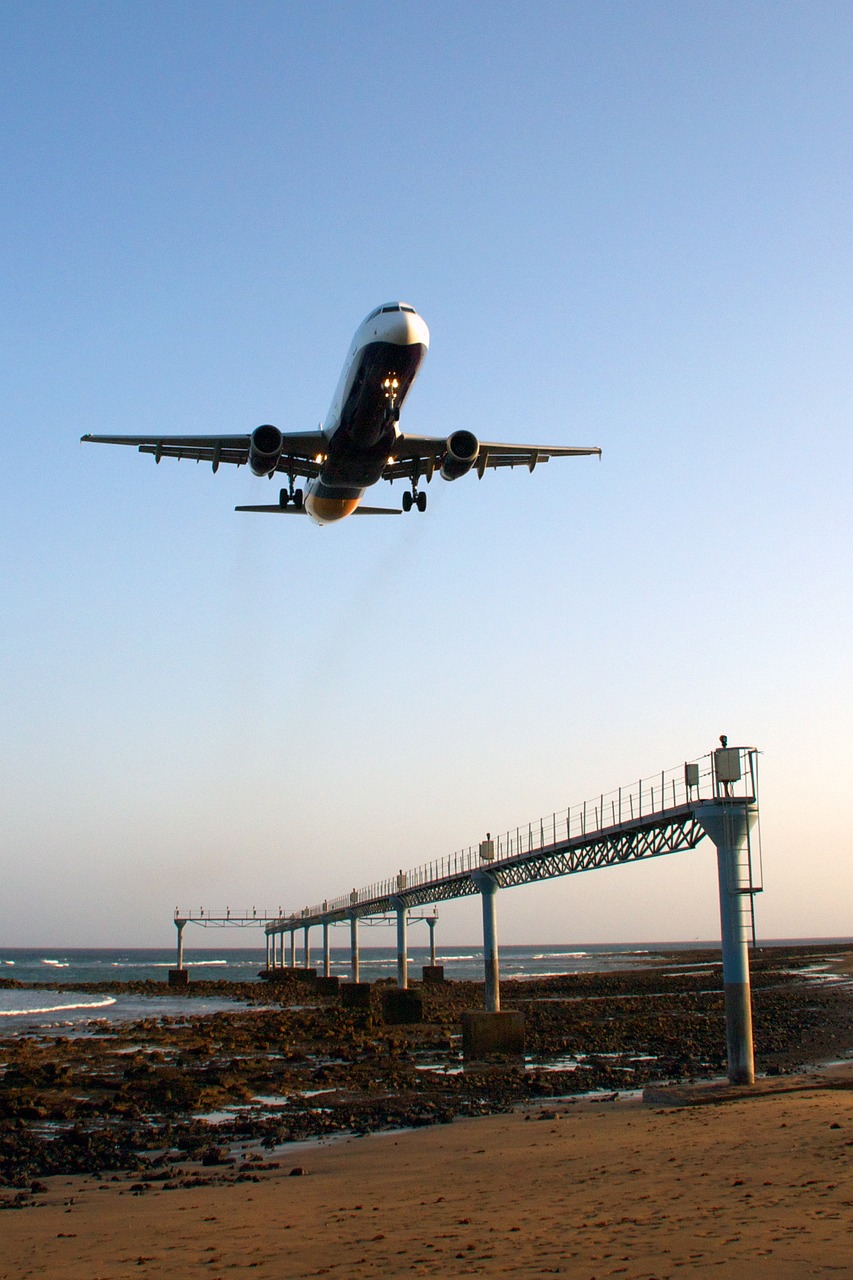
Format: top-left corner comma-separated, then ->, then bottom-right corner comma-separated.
304,303 -> 430,524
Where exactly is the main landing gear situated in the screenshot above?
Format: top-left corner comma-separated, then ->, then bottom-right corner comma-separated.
402,489 -> 427,513
279,486 -> 303,509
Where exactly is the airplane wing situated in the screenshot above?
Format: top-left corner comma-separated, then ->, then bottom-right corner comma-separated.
385,435 -> 601,481
80,431 -> 327,479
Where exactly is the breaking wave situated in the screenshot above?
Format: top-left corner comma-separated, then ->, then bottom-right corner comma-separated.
0,995 -> 117,1018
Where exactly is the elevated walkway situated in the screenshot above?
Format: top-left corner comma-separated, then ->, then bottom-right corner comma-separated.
178,742 -> 763,1083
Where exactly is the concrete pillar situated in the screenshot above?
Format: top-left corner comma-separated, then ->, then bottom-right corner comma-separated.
323,922 -> 331,977
349,914 -> 360,983
289,931 -> 296,968
169,918 -> 189,988
303,924 -> 311,969
473,871 -> 500,1012
391,896 -> 408,989
265,932 -> 271,971
696,801 -> 758,1085
426,915 -> 437,967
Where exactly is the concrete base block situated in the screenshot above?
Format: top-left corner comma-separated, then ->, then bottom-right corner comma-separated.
261,967 -> 303,982
461,1010 -> 525,1061
294,968 -> 317,985
421,965 -> 445,983
340,982 -> 373,1009
168,969 -> 189,988
315,976 -> 340,996
381,988 -> 424,1025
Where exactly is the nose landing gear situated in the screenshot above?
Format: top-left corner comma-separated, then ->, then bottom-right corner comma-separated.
382,375 -> 400,426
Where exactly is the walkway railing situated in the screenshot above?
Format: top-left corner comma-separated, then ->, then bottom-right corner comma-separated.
283,747 -> 758,924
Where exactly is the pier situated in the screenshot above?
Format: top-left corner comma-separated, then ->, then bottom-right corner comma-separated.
169,908 -> 281,987
264,743 -> 761,1082
177,742 -> 762,1083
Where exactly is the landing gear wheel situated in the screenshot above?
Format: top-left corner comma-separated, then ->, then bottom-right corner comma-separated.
292,488 -> 304,509
279,488 -> 290,508
402,491 -> 413,512
416,490 -> 427,513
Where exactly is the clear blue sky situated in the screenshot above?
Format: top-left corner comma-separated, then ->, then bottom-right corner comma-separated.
1,1 -> 851,949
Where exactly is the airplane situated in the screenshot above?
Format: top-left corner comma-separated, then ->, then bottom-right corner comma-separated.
81,303 -> 601,525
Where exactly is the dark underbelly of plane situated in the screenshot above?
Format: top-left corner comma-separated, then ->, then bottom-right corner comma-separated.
338,340 -> 426,449
321,433 -> 392,488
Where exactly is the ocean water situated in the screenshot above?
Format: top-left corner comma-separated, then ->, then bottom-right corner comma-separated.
0,942 -> 682,986
0,942 -> 686,1031
3,939 -> 843,1033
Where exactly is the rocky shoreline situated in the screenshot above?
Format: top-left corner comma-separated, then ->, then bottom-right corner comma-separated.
1,942 -> 850,1196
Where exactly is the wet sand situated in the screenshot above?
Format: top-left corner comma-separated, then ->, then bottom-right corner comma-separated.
1,1076 -> 851,1279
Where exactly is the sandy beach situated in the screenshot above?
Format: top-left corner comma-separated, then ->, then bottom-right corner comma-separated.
2,1074 -> 851,1279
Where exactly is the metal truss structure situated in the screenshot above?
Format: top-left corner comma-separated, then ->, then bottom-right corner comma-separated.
271,804 -> 712,932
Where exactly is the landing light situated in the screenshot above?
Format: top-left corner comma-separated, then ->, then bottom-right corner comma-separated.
314,453 -> 325,463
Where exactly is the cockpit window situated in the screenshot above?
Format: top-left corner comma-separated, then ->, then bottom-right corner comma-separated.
367,308 -> 381,320
400,305 -> 415,313
381,305 -> 399,313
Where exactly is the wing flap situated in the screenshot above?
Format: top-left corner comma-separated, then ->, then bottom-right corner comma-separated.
385,435 -> 601,479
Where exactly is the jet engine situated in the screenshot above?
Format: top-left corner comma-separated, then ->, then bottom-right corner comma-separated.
248,425 -> 284,476
440,430 -> 479,481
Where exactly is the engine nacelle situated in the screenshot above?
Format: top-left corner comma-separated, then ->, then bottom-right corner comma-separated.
440,429 -> 479,481
248,424 -> 284,476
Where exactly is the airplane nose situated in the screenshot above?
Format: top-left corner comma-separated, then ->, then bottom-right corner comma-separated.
384,309 -> 430,350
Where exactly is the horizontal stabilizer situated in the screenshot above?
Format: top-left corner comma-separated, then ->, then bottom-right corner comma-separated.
235,504 -> 402,516
235,505 -> 309,514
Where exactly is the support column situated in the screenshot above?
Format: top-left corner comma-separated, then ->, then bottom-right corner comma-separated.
350,914 -> 360,983
463,872 -> 523,1060
303,924 -> 311,969
473,871 -> 500,1012
696,801 -> 758,1085
289,931 -> 296,968
169,918 -> 189,988
265,932 -> 271,971
391,896 -> 408,989
323,922 -> 331,977
426,914 -> 437,967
